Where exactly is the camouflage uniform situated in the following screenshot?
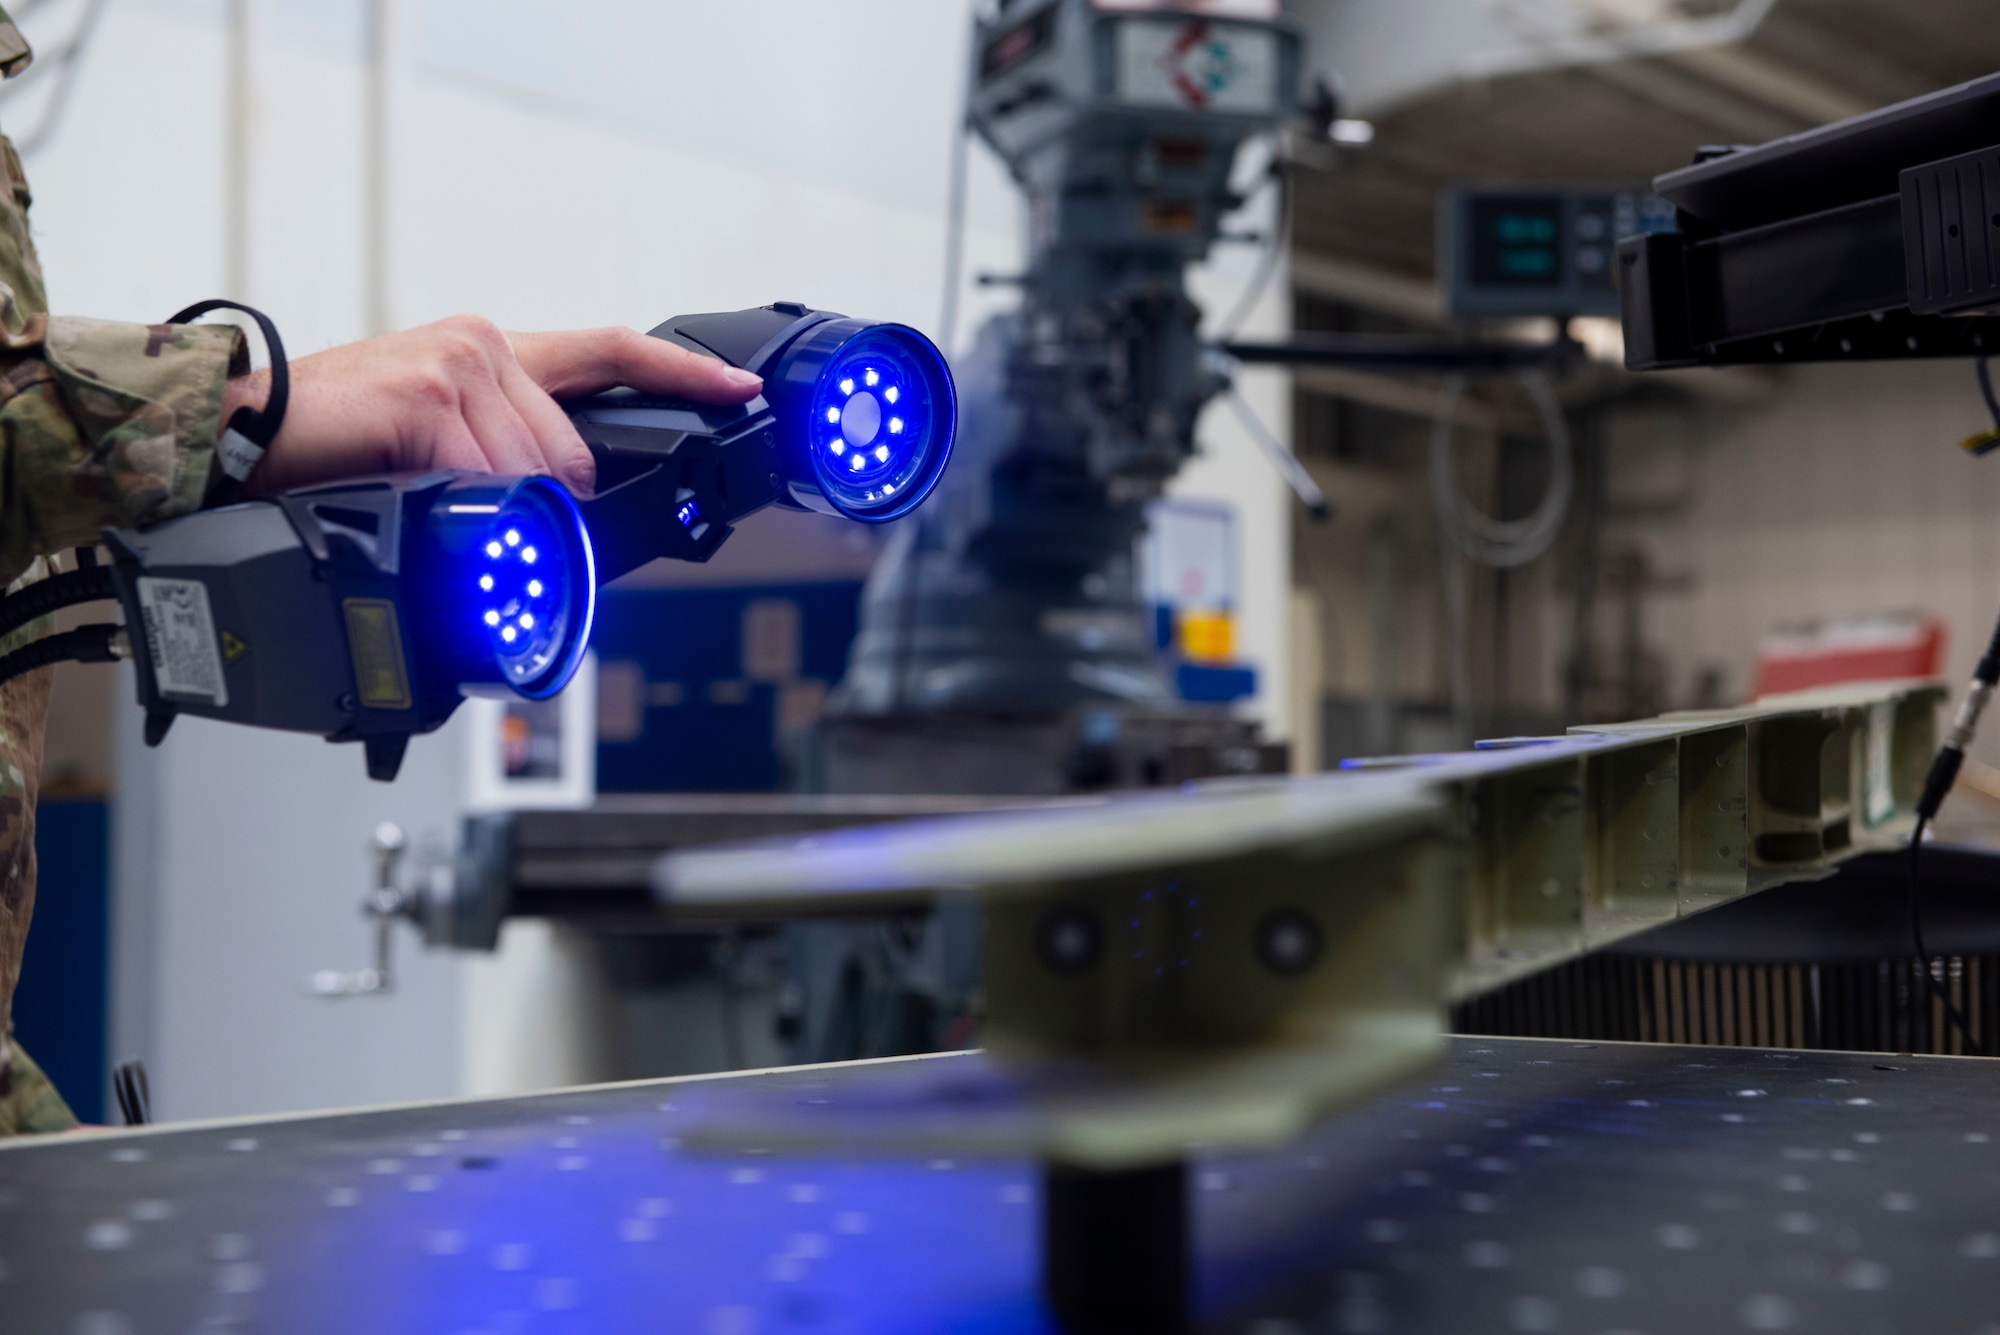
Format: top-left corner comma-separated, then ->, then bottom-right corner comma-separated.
0,8 -> 248,1133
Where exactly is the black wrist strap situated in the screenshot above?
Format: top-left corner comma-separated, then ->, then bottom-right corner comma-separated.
168,299 -> 289,502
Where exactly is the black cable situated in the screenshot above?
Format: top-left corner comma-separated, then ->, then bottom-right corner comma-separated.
0,622 -> 122,689
937,114 -> 972,359
0,565 -> 114,643
111,1058 -> 150,1127
1968,359 -> 2000,456
0,0 -> 111,158
1907,819 -> 1982,1055
1907,602 -> 2000,1055
1214,145 -> 1291,342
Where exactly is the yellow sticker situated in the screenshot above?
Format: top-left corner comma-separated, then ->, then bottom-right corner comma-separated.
342,599 -> 413,711
221,630 -> 249,662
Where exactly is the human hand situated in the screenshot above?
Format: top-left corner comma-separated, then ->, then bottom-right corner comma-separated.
225,316 -> 763,497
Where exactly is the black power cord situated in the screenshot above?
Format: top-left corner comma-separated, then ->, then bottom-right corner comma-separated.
1964,357 -> 2000,456
0,564 -> 114,642
111,1058 -> 150,1127
0,622 -> 123,690
1909,597 -> 2000,1055
1907,818 -> 1981,1054
1906,361 -> 2000,1054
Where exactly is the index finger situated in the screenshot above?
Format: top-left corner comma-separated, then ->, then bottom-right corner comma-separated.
509,327 -> 763,404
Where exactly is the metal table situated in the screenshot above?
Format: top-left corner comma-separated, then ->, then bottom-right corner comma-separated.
3,1037 -> 1997,1334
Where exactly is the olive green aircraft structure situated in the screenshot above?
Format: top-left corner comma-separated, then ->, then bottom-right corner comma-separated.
654,681 -> 1943,1169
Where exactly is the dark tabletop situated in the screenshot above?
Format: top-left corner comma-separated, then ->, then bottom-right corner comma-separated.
3,1037 -> 1997,1334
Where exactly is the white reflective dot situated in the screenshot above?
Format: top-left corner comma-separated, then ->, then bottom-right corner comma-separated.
889,418 -> 904,435
884,385 -> 900,404
505,529 -> 521,547
501,626 -> 517,643
486,542 -> 503,558
829,440 -> 845,455
825,406 -> 840,424
1841,1258 -> 1890,1291
522,547 -> 538,564
479,574 -> 494,592
875,445 -> 890,462
484,611 -> 501,627
864,369 -> 879,387
520,614 -> 535,630
839,378 -> 854,396
849,454 -> 864,470
883,483 -> 896,495
1740,1293 -> 1795,1330
527,581 -> 543,598
1656,1223 -> 1699,1249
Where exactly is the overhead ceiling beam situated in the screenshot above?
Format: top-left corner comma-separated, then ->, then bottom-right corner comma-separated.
1292,250 -> 1445,325
1661,41 -> 1876,126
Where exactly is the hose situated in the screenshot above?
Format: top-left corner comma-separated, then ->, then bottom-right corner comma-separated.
1429,371 -> 1574,569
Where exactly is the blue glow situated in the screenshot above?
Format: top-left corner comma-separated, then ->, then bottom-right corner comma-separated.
675,498 -> 703,528
805,340 -> 948,517
466,479 -> 595,701
777,320 -> 955,523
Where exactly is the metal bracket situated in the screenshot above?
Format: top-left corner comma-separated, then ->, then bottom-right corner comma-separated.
307,822 -> 412,999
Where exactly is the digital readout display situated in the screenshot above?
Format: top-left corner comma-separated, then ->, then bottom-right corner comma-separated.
1469,197 -> 1565,287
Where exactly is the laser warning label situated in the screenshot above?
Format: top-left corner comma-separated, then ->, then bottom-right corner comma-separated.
136,577 -> 229,707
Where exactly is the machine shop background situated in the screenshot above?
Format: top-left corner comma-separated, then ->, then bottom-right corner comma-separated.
13,0 -> 2000,1132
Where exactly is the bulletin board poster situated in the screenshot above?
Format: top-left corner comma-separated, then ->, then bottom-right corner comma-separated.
1142,496 -> 1237,615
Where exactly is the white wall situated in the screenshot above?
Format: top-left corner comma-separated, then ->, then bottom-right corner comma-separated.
1618,360 -> 2000,721
20,0 -> 1033,1120
1185,177 -> 1293,739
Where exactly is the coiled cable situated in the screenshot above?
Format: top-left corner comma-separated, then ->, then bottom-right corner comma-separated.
1429,371 -> 1574,569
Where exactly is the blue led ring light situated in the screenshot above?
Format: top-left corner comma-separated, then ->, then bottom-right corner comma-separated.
456,476 -> 596,700
769,319 -> 956,523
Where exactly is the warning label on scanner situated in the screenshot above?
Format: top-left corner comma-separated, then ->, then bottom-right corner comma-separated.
136,577 -> 229,707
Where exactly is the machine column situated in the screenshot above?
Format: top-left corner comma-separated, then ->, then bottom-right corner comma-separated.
1041,1158 -> 1189,1334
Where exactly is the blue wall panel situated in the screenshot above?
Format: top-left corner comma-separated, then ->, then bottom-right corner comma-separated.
13,799 -> 109,1124
593,583 -> 863,793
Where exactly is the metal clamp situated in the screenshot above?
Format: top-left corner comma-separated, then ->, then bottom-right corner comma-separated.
307,822 -> 413,998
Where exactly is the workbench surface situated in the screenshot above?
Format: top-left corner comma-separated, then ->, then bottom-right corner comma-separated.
3,1037 -> 1996,1333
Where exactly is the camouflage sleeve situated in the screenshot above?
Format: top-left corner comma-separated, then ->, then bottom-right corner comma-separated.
0,314 -> 246,589
0,1038 -> 78,1136
0,8 -> 28,81
0,131 -> 247,591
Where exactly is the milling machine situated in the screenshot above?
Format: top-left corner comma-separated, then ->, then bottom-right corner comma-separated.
824,0 -> 1313,795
